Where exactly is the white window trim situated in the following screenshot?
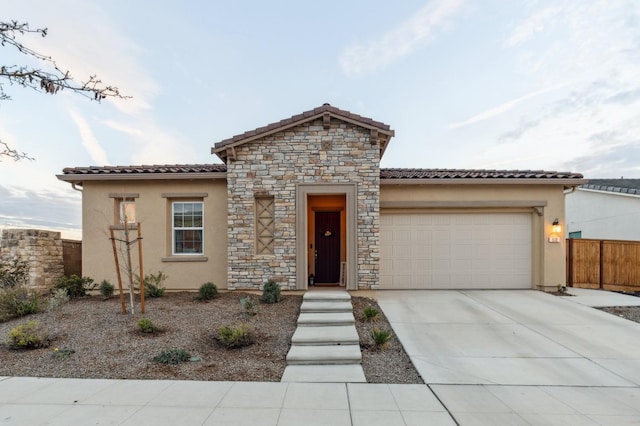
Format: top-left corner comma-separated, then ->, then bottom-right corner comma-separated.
172,201 -> 204,256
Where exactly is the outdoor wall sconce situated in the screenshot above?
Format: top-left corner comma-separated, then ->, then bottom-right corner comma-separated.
549,218 -> 562,243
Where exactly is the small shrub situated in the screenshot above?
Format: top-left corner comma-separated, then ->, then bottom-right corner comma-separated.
52,347 -> 75,359
217,324 -> 255,349
261,279 -> 281,304
370,328 -> 393,349
0,286 -> 40,322
197,282 -> 218,301
0,258 -> 29,288
7,320 -> 50,349
99,280 -> 115,299
240,296 -> 258,316
47,288 -> 70,313
54,275 -> 95,298
153,348 -> 191,364
136,272 -> 166,298
137,318 -> 158,334
363,305 -> 380,322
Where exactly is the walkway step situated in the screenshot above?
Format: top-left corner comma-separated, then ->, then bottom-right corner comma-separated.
291,325 -> 359,346
297,312 -> 355,326
281,364 -> 366,383
300,301 -> 353,313
286,344 -> 362,365
303,291 -> 351,302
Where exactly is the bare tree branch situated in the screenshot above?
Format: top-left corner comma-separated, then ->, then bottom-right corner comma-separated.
0,20 -> 131,160
0,140 -> 34,161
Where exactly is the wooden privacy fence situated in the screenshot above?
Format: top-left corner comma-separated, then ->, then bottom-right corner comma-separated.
566,238 -> 640,291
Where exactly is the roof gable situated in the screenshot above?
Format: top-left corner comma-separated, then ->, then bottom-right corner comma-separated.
211,103 -> 395,161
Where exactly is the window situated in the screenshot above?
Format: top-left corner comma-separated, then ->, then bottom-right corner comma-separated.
119,200 -> 136,224
255,196 -> 275,254
172,202 -> 204,255
568,231 -> 582,239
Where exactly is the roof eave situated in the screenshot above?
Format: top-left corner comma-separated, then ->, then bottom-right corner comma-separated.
380,178 -> 588,188
56,172 -> 227,185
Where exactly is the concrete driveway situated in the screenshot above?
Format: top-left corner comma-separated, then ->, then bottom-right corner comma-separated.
377,289 -> 640,424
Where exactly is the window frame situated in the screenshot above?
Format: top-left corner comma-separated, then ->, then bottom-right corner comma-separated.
118,200 -> 136,225
171,201 -> 204,256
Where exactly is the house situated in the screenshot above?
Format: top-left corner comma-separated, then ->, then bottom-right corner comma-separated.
566,179 -> 640,241
57,104 -> 585,292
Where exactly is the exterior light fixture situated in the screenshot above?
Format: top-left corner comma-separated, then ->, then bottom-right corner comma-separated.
549,218 -> 562,243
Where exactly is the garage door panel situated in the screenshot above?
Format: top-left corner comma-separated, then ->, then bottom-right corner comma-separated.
380,212 -> 532,290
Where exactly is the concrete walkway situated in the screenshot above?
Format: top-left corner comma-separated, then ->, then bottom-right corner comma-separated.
2,289 -> 640,425
282,291 -> 366,382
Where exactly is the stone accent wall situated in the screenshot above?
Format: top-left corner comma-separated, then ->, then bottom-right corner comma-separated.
0,229 -> 65,290
226,119 -> 380,290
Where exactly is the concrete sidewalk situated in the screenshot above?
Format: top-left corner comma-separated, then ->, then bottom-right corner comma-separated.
0,377 -> 455,425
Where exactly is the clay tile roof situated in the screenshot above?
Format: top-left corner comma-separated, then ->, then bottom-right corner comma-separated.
380,168 -> 584,180
62,163 -> 227,175
580,178 -> 640,195
212,103 -> 393,151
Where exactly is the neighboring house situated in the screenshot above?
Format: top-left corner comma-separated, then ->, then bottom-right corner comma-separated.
566,179 -> 640,241
57,104 -> 585,292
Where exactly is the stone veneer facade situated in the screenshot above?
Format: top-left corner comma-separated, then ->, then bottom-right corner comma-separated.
0,229 -> 65,290
226,118 -> 380,290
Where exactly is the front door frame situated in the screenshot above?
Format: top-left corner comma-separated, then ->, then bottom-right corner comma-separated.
296,184 -> 357,290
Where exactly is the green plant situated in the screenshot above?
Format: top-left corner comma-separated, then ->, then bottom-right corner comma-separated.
54,274 -> 95,298
7,320 -> 50,349
137,318 -> 158,333
261,279 -> 281,304
240,296 -> 258,316
0,286 -> 39,322
0,258 -> 29,288
47,288 -> 69,313
370,328 -> 393,349
197,282 -> 218,301
99,280 -> 114,299
363,305 -> 380,322
52,347 -> 75,359
136,272 -> 166,298
153,348 -> 191,364
217,324 -> 256,349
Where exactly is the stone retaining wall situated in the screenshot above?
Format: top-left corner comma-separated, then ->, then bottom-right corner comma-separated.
0,229 -> 66,290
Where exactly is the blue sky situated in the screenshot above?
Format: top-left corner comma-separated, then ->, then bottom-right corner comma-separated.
1,0 -> 639,239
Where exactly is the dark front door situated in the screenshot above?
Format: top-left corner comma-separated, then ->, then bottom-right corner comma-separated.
315,211 -> 341,283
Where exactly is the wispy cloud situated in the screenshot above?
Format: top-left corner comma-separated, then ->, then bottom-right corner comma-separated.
68,109 -> 110,165
504,6 -> 563,48
449,83 -> 566,129
339,0 -> 464,77
101,119 -> 144,136
5,0 -> 158,116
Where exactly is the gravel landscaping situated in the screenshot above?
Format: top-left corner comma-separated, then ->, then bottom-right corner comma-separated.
0,291 -> 422,383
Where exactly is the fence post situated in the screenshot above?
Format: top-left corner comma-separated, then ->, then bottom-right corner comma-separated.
567,238 -> 573,287
599,240 -> 604,289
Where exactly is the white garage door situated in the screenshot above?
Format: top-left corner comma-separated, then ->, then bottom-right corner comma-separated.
380,212 -> 532,289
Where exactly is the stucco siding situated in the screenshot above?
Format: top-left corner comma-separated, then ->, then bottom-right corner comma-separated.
380,184 -> 567,290
81,179 -> 228,290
